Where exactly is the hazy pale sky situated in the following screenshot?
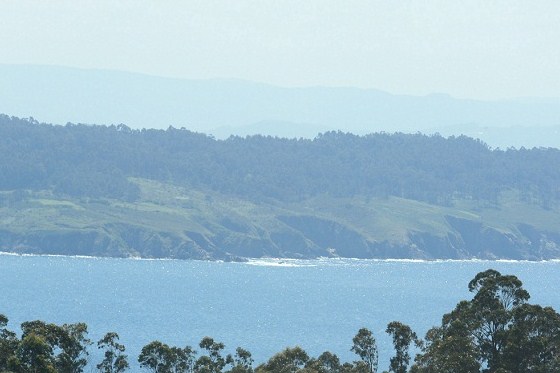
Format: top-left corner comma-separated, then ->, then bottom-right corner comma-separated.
1,0 -> 559,99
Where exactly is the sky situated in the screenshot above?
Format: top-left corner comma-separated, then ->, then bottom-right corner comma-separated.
1,0 -> 559,100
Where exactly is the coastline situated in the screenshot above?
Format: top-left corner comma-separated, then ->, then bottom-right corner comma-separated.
2,250 -> 559,264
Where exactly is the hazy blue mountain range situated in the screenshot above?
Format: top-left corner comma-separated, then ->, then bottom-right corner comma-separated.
1,64 -> 559,148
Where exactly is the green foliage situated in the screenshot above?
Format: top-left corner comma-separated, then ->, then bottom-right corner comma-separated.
464,269 -> 530,369
138,341 -> 169,372
57,323 -> 91,373
255,346 -> 309,373
500,304 -> 560,372
385,322 -> 418,373
411,269 -> 560,373
410,320 -> 481,373
16,333 -> 57,373
195,337 -> 227,373
138,340 -> 195,373
226,347 -> 254,373
313,351 -> 342,373
8,320 -> 91,373
96,332 -> 129,373
351,328 -> 378,373
0,314 -> 18,372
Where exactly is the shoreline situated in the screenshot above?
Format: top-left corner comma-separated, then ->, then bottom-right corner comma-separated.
1,250 -> 559,264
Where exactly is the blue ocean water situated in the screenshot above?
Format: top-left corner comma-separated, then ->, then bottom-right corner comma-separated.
1,255 -> 559,370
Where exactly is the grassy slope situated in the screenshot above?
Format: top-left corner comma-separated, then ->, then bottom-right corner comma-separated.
1,179 -> 559,259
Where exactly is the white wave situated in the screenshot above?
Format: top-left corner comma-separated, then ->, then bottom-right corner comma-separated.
0,251 -> 106,260
1,251 -> 559,265
245,258 -> 317,267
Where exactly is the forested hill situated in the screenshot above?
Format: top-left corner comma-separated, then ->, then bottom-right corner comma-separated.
2,114 -> 559,205
1,114 -> 560,260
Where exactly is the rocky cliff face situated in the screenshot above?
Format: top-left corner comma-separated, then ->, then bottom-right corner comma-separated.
2,213 -> 559,261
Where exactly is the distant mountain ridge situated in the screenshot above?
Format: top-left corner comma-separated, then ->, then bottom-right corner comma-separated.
1,64 -> 560,148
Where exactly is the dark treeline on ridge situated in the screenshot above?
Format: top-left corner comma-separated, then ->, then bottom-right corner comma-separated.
2,270 -> 560,372
1,114 -> 559,207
